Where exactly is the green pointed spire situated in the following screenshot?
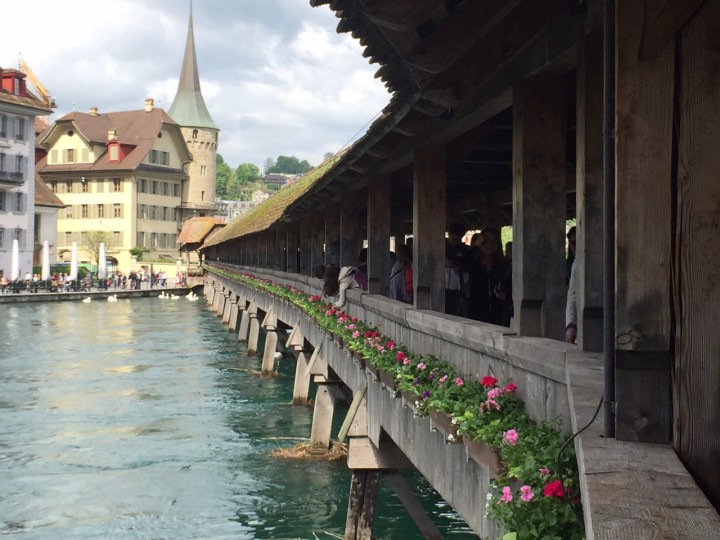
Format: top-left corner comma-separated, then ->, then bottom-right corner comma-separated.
168,5 -> 217,129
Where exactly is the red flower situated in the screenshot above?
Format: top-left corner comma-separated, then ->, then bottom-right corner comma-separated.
385,341 -> 395,350
364,330 -> 374,338
505,383 -> 517,392
396,352 -> 407,363
481,376 -> 498,388
543,480 -> 565,498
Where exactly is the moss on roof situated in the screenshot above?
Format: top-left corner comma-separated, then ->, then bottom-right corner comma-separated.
204,155 -> 341,247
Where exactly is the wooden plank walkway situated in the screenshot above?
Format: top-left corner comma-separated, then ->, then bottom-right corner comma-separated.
566,351 -> 720,539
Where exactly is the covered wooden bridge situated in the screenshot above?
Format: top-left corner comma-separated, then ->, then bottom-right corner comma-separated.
201,0 -> 720,538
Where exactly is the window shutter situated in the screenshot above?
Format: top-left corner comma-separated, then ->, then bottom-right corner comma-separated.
51,149 -> 58,164
82,148 -> 89,162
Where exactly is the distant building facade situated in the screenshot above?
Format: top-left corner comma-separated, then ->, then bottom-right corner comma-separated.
0,68 -> 51,278
37,101 -> 192,271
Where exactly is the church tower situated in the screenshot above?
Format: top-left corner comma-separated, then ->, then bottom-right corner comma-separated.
169,6 -> 219,220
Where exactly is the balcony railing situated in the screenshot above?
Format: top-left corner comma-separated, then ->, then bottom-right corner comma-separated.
0,171 -> 24,186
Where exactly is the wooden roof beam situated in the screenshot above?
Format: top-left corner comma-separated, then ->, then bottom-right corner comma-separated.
406,0 -> 521,74
363,0 -> 441,32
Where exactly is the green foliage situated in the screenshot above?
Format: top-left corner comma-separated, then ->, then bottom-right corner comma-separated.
235,163 -> 261,186
216,154 -> 233,199
265,155 -> 312,175
129,246 -> 148,261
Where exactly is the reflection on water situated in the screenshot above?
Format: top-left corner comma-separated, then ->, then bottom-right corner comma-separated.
0,298 -> 475,539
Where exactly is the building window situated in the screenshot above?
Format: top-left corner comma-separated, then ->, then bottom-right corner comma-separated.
173,183 -> 180,197
113,231 -> 122,244
151,232 -> 157,248
65,231 -> 73,245
192,129 -> 198,140
81,204 -> 88,218
97,204 -> 105,218
11,193 -> 24,212
149,206 -> 156,220
113,204 -> 122,218
149,150 -> 169,166
163,182 -> 169,196
200,165 -> 207,177
14,155 -> 25,173
65,206 -> 73,219
82,180 -> 90,193
152,181 -> 157,194
139,179 -> 146,193
137,232 -> 145,247
15,118 -> 25,140
50,181 -> 57,193
109,145 -> 119,162
64,149 -> 75,163
201,190 -> 205,201
0,115 -> 7,137
0,228 -> 4,248
65,180 -> 73,193
138,204 -> 146,219
0,192 -> 5,211
112,178 -> 122,192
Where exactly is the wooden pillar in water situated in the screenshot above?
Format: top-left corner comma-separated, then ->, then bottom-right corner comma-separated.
512,75 -> 567,339
213,285 -> 224,314
309,380 -> 335,453
261,308 -> 278,375
575,0 -> 604,352
247,301 -> 260,355
413,144 -> 446,311
367,175 -> 391,295
288,327 -> 311,405
228,295 -> 239,331
237,296 -> 250,342
345,470 -> 380,540
614,0 -> 673,443
221,292 -> 233,324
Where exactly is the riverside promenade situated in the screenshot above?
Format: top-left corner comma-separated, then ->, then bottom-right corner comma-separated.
0,286 -> 194,305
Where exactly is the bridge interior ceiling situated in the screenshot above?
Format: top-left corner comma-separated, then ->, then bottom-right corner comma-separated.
300,0 -> 582,231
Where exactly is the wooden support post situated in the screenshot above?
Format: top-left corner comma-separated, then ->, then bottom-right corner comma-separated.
237,297 -> 250,342
299,217 -> 312,276
614,0 -> 674,443
341,192 -> 365,267
344,470 -> 380,540
213,286 -> 224,315
383,471 -> 443,540
287,224 -> 299,274
247,302 -> 260,355
287,327 -> 311,405
228,296 -> 239,332
325,205 -> 342,265
309,383 -> 335,453
512,75 -> 567,339
310,215 -> 325,274
575,0 -> 604,352
367,175 -> 391,295
221,292 -> 233,324
413,144 -> 446,311
260,307 -> 277,375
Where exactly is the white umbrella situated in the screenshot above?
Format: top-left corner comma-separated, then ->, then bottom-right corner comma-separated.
69,241 -> 79,280
41,241 -> 50,280
10,238 -> 20,281
98,242 -> 107,280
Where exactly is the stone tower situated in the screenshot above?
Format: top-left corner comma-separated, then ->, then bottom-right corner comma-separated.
169,6 -> 219,220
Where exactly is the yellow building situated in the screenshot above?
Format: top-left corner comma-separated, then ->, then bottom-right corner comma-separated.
37,102 -> 191,271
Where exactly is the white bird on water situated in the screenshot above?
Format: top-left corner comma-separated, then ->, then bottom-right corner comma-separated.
107,294 -> 118,302
82,297 -> 92,303
158,291 -> 168,299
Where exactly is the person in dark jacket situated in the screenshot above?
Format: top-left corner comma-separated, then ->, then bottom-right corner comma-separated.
467,227 -> 510,326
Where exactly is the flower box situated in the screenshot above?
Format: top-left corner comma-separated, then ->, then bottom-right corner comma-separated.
429,410 -> 462,443
400,390 -> 417,410
379,369 -> 398,396
365,363 -> 380,381
352,350 -> 366,369
464,438 -> 501,476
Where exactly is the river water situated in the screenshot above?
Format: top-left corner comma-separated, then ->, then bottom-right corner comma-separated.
0,298 -> 474,539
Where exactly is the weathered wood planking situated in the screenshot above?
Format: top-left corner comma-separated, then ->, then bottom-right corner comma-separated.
676,0 -> 720,510
367,175 -> 391,296
614,0 -> 674,443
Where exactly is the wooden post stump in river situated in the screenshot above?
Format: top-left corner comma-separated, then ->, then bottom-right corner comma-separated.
221,291 -> 233,324
309,377 -> 335,454
261,307 -> 278,376
247,301 -> 260,355
286,326 -> 311,405
344,470 -> 380,540
237,296 -> 250,343
228,296 -> 239,332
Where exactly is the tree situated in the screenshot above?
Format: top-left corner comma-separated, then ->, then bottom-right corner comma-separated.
84,231 -> 114,266
235,163 -> 261,187
323,152 -> 335,161
215,154 -> 233,199
263,157 -> 275,174
266,155 -> 313,175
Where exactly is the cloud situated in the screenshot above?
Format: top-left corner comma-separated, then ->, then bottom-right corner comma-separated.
1,0 -> 390,170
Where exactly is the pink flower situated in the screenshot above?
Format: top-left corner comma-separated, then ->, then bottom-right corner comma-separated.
454,377 -> 464,387
403,357 -> 412,366
480,399 -> 501,412
505,383 -> 517,393
346,323 -> 356,330
417,362 -> 426,371
325,309 -> 333,316
385,341 -> 395,350
500,486 -> 513,503
481,376 -> 498,388
439,375 -> 448,383
538,468 -> 550,476
487,387 -> 504,399
396,352 -> 406,363
520,485 -> 534,502
352,331 -> 360,339
502,429 -> 519,446
351,317 -> 359,322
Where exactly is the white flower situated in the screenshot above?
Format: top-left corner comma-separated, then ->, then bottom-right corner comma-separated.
451,417 -> 458,425
447,434 -> 456,443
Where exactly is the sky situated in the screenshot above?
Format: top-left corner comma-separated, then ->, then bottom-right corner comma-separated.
1,0 -> 391,171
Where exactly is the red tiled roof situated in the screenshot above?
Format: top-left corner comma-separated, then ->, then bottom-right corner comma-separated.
177,216 -> 226,245
34,173 -> 65,208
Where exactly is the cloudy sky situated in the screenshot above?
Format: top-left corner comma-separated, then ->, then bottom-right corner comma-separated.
1,0 -> 391,170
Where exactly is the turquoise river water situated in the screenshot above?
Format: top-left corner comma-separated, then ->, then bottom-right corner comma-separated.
0,297 -> 476,539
